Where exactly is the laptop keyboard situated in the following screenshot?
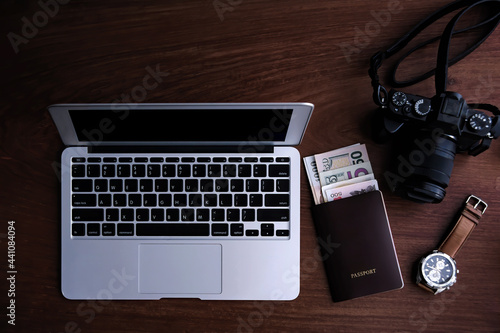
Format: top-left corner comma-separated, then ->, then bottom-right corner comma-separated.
69,156 -> 291,238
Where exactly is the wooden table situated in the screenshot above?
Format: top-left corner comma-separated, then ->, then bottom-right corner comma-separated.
1,0 -> 499,331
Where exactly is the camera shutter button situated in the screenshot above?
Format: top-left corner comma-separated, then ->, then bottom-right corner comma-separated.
414,99 -> 431,116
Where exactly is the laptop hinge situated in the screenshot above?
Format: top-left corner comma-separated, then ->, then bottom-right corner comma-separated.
87,145 -> 275,154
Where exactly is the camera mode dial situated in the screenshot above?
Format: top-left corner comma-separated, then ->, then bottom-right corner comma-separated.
414,99 -> 431,117
392,91 -> 407,107
468,113 -> 491,132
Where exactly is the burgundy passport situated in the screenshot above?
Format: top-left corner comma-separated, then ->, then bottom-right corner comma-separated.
311,191 -> 404,302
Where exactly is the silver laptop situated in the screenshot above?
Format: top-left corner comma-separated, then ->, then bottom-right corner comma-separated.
49,103 -> 314,300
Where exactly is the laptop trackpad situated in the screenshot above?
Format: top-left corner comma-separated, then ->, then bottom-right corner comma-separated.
138,244 -> 222,294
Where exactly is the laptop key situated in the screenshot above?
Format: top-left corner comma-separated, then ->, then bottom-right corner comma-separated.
158,194 -> 172,206
246,230 -> 259,236
71,179 -> 92,192
98,194 -> 112,206
113,194 -> 127,207
227,209 -> 240,221
212,209 -> 225,221
177,164 -> 191,177
147,164 -> 161,177
106,209 -> 119,221
143,194 -> 157,207
94,179 -> 108,192
117,223 -> 134,236
102,164 -> 115,177
132,165 -> 146,177
185,179 -> 198,192
162,164 -> 176,177
261,223 -> 274,236
234,194 -> 248,207
265,194 -> 289,207
170,179 -> 183,192
155,179 -> 169,192
87,223 -> 100,236
87,164 -> 100,177
253,165 -> 267,177
212,223 -> 229,236
196,209 -> 210,221
200,179 -> 214,192
238,164 -> 252,177
151,209 -> 165,221
189,194 -> 203,207
269,165 -> 289,177
72,194 -> 96,206
223,164 -> 237,177
124,179 -> 138,192
204,194 -> 217,207
276,179 -> 290,192
117,165 -> 131,177
215,179 -> 229,192
193,165 -> 206,177
246,179 -> 259,192
166,209 -> 179,221
208,165 -> 221,177
72,164 -> 85,177
140,179 -> 153,192
261,179 -> 274,192
181,209 -> 195,221
230,223 -> 244,236
242,209 -> 255,221
128,194 -> 142,207
102,223 -> 116,236
110,179 -> 123,192
72,223 -> 85,236
230,179 -> 244,192
121,209 -> 134,221
72,208 -> 104,221
136,223 -> 210,236
257,209 -> 289,221
136,209 -> 149,221
276,230 -> 289,236
249,194 -> 263,207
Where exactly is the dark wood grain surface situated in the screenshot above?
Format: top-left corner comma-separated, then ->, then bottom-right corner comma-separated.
1,0 -> 499,332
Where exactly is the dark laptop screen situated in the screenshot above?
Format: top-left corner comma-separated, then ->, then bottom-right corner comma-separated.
69,108 -> 293,142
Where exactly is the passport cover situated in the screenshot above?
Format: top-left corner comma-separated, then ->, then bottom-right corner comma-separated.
311,191 -> 404,302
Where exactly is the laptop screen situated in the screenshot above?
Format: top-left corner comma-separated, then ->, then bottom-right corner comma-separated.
69,109 -> 293,142
49,103 -> 314,146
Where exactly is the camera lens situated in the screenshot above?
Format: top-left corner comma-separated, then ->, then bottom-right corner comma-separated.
391,130 -> 456,203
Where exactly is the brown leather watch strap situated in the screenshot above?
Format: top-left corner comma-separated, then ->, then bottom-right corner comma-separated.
438,195 -> 487,259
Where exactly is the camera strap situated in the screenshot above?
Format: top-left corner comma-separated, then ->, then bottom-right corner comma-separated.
369,0 -> 500,108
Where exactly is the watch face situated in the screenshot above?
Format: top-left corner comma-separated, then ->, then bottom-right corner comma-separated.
421,252 -> 457,288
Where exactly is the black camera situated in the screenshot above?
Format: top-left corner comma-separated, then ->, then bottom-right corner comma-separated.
373,90 -> 500,203
368,0 -> 500,203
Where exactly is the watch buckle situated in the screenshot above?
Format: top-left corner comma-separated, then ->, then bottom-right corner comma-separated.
466,195 -> 488,214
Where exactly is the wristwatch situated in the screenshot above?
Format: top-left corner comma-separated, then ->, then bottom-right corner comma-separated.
416,195 -> 487,294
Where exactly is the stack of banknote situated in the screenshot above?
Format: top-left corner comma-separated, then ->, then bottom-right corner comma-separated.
303,144 -> 379,205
